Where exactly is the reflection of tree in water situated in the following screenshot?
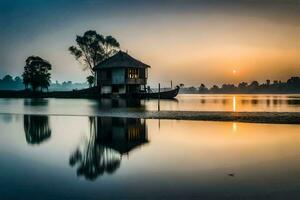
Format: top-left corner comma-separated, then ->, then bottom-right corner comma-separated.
24,115 -> 51,144
70,117 -> 148,181
69,117 -> 121,181
287,99 -> 300,105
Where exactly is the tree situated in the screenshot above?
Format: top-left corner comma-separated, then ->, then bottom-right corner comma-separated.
221,84 -> 236,92
2,75 -> 13,83
249,81 -> 259,89
199,83 -> 208,93
287,77 -> 300,86
210,85 -> 220,93
22,56 -> 52,92
238,82 -> 248,91
238,82 -> 248,88
22,72 -> 30,90
69,30 -> 120,76
41,74 -> 51,92
87,75 -> 95,88
14,76 -> 22,84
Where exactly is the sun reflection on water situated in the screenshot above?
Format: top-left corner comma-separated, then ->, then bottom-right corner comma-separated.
233,96 -> 236,112
232,122 -> 237,132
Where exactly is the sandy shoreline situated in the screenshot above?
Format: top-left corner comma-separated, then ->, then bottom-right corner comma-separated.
1,111 -> 300,124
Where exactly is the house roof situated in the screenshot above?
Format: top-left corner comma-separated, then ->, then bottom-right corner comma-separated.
94,51 -> 151,70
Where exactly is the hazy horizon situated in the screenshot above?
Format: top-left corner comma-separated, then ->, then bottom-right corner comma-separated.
1,0 -> 300,87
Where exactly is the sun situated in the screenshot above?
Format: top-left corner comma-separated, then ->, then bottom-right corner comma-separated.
232,69 -> 237,75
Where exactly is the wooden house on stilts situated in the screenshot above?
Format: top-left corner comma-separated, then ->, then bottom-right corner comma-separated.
93,51 -> 150,95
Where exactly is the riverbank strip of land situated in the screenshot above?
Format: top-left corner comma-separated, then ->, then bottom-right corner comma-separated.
96,111 -> 300,124
1,111 -> 300,124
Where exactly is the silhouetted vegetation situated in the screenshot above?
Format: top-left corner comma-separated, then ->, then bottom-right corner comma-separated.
50,81 -> 88,91
0,75 -> 23,90
69,30 -> 120,77
180,76 -> 300,94
0,74 -> 88,91
86,75 -> 95,88
22,56 -> 52,92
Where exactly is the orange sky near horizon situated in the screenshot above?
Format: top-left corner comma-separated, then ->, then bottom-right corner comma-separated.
120,13 -> 300,87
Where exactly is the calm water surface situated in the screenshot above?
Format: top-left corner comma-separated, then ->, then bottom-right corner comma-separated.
0,94 -> 299,115
0,113 -> 300,199
1,97 -> 300,199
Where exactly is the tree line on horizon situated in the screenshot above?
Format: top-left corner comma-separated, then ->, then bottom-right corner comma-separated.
180,77 -> 300,94
0,74 -> 88,91
0,75 -> 23,90
4,73 -> 299,93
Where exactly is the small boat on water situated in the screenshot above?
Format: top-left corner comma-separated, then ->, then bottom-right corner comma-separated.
0,86 -> 180,99
133,86 -> 180,99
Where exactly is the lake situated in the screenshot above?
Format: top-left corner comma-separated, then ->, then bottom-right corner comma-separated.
0,96 -> 300,199
0,94 -> 300,116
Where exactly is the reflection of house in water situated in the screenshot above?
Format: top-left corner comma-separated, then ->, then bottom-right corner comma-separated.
97,98 -> 144,110
70,117 -> 148,181
96,117 -> 148,155
23,115 -> 51,144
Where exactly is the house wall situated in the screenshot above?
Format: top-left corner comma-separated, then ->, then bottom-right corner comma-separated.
96,70 -> 112,85
118,85 -> 126,94
112,69 -> 125,84
126,85 -> 141,93
101,85 -> 112,94
95,67 -> 147,94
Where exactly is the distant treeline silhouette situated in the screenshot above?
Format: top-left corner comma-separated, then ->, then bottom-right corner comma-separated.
0,75 -> 23,90
180,77 -> 300,94
0,74 -> 88,91
50,81 -> 88,91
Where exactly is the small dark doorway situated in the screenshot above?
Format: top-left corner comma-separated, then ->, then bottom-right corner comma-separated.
112,85 -> 119,93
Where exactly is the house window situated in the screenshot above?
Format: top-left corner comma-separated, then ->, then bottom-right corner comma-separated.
128,68 -> 139,79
